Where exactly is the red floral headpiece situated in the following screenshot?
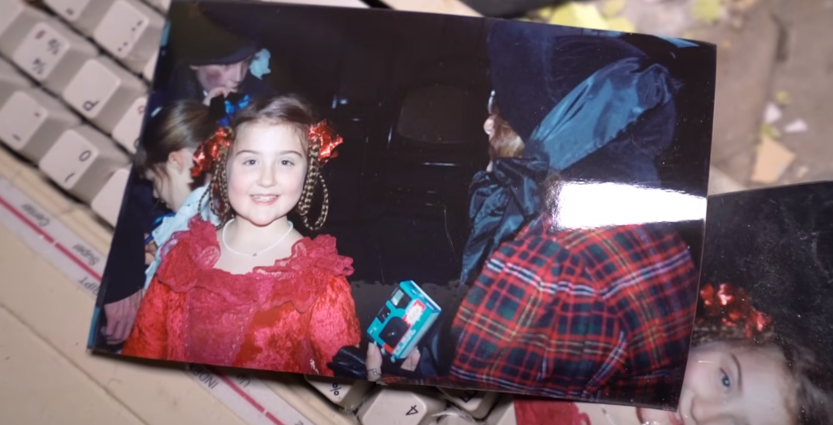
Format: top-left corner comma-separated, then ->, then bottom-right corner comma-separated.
191,127 -> 232,179
190,121 -> 343,179
698,282 -> 773,339
309,120 -> 343,165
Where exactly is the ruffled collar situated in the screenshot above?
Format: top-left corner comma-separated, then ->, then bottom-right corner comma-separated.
157,216 -> 354,313
151,184 -> 218,247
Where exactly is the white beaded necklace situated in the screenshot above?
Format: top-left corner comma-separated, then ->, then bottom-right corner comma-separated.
221,218 -> 294,257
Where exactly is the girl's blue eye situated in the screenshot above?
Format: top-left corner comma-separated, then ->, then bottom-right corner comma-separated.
281,159 -> 294,166
720,370 -> 731,388
244,159 -> 256,166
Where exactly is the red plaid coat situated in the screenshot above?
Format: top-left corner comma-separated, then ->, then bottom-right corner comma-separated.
447,217 -> 700,404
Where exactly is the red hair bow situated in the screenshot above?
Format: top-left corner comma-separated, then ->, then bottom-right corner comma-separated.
309,121 -> 343,165
699,283 -> 773,339
191,127 -> 232,178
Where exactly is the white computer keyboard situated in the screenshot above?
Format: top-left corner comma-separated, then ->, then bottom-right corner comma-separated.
0,0 -> 523,424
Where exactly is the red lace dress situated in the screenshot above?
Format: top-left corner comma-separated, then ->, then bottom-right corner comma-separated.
121,217 -> 362,376
514,399 -> 591,425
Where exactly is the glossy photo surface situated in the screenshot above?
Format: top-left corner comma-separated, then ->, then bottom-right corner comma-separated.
90,0 -> 717,408
512,181 -> 833,425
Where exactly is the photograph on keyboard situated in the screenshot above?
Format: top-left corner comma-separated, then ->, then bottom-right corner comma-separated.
89,0 -> 717,408
510,181 -> 833,425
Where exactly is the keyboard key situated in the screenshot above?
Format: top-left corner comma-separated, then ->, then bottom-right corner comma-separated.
0,57 -> 33,105
11,19 -> 98,94
358,387 -> 447,425
304,375 -> 374,411
437,411 -> 477,425
0,0 -> 51,57
39,125 -> 131,204
42,0 -> 111,37
254,372 -> 361,425
142,0 -> 170,13
0,89 -> 80,162
439,388 -> 499,420
111,96 -> 146,154
92,0 -> 166,73
142,48 -> 158,83
485,397 -> 517,425
62,56 -> 146,134
91,166 -> 130,226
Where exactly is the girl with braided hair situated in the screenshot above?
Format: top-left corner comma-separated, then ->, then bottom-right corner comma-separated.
511,282 -> 833,425
511,180 -> 833,425
94,100 -> 218,348
122,95 -> 363,377
135,100 -> 222,290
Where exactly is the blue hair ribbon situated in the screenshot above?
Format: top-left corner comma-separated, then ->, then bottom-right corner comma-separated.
218,94 -> 251,127
249,48 -> 271,80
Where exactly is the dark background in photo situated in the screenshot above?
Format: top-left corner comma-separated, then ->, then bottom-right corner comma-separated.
139,0 -> 716,337
701,181 -> 833,359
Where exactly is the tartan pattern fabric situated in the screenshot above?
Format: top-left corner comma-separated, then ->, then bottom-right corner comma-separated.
448,217 -> 700,403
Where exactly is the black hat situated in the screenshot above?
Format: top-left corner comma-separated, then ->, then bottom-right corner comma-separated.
487,21 -> 646,143
486,20 -> 680,186
168,3 -> 258,66
703,183 -> 833,346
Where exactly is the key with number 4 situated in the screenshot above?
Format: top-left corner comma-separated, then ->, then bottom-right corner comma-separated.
358,386 -> 447,425
39,125 -> 131,204
12,18 -> 98,94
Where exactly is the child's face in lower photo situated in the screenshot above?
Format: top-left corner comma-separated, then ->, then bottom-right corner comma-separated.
147,148 -> 196,211
638,341 -> 796,425
226,122 -> 307,226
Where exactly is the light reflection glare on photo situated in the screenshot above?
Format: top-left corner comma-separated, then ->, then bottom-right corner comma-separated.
550,182 -> 707,229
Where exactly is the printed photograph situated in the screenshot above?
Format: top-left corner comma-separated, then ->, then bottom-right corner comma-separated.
510,181 -> 833,425
89,0 -> 716,408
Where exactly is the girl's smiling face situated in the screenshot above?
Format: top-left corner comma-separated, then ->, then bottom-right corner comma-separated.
638,341 -> 797,425
226,122 -> 307,227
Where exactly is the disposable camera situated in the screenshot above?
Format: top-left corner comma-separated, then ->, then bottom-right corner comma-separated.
366,280 -> 442,362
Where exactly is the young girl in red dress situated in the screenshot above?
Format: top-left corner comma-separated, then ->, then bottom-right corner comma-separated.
122,95 -> 362,377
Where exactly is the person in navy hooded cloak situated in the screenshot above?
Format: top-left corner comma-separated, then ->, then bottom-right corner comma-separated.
445,21 -> 702,404
359,22 -> 705,408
